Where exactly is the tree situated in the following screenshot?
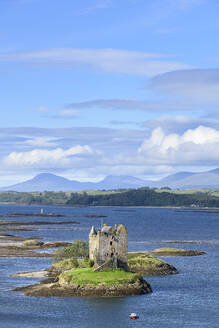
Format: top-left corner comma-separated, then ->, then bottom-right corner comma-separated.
52,240 -> 89,262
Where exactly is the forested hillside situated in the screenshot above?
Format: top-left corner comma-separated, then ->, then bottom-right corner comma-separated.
1,188 -> 219,207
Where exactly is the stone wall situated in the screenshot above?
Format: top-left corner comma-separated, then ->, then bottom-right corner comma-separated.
89,224 -> 128,268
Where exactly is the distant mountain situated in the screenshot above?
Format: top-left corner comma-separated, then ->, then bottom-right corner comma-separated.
154,169 -> 219,189
157,171 -> 195,185
168,172 -> 219,189
0,173 -> 147,192
2,168 -> 219,191
0,173 -> 82,192
208,168 -> 219,174
96,175 -> 147,190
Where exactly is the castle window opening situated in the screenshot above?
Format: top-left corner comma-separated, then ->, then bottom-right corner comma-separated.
89,224 -> 128,268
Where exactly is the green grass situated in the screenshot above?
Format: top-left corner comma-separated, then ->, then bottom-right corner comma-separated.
151,247 -> 187,253
128,252 -> 164,267
53,258 -> 89,270
77,190 -> 122,196
59,268 -> 139,286
53,259 -> 78,270
156,188 -> 219,197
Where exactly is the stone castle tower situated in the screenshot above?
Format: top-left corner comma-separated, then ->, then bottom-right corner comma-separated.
89,223 -> 128,269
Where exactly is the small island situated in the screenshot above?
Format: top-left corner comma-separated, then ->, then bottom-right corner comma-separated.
12,224 -> 194,297
14,224 -> 154,297
150,247 -> 206,256
128,252 -> 178,275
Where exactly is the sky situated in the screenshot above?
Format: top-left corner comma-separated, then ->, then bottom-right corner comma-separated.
1,0 -> 219,186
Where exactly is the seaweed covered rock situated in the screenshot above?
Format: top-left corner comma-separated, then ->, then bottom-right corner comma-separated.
128,252 -> 178,276
150,248 -> 206,257
14,268 -> 152,297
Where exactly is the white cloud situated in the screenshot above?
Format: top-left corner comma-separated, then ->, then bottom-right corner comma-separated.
141,115 -> 219,133
138,126 -> 219,165
3,145 -> 94,168
66,98 -> 194,112
59,109 -> 79,117
148,69 -> 219,104
0,48 -> 190,77
1,125 -> 219,181
25,138 -> 58,148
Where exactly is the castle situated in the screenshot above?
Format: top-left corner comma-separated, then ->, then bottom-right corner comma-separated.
89,223 -> 128,270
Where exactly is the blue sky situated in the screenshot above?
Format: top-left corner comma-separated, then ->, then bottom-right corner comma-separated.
1,0 -> 219,186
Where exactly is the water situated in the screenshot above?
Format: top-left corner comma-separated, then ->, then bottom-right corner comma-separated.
0,204 -> 218,328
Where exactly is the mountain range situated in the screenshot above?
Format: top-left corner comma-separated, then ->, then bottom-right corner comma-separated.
2,168 -> 219,192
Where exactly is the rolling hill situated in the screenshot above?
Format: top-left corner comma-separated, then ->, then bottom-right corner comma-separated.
2,168 -> 219,191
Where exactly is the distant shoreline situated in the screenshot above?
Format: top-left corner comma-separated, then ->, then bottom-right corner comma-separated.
1,202 -> 219,212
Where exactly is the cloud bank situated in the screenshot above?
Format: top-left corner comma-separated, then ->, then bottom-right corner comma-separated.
0,48 -> 190,76
138,126 -> 219,166
1,125 -> 219,181
3,145 -> 94,168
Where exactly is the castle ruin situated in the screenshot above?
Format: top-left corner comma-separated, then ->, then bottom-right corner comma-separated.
89,223 -> 128,270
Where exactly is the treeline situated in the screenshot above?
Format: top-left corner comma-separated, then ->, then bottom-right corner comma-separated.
0,191 -> 69,205
66,188 -> 219,207
1,188 -> 219,207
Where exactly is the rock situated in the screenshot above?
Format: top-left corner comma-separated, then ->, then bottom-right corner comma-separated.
128,252 -> 178,276
150,247 -> 206,256
11,270 -> 48,278
129,263 -> 178,276
13,276 -> 152,297
23,240 -> 44,247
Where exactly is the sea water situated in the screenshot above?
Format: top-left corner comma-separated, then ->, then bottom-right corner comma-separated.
0,204 -> 218,328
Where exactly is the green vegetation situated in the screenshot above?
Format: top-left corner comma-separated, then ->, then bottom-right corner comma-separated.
0,191 -> 69,205
59,267 -> 139,286
52,258 -> 79,270
156,188 -> 219,197
151,247 -> 187,253
150,247 -> 206,256
77,190 -> 122,196
2,187 -> 219,207
52,257 -> 92,270
52,240 -> 89,262
128,252 -> 164,268
66,188 -> 219,207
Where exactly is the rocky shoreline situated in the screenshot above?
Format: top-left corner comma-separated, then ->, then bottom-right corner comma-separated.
11,250 -> 178,297
129,262 -> 178,275
0,234 -> 72,257
150,247 -> 206,257
14,275 -> 152,297
0,218 -> 206,298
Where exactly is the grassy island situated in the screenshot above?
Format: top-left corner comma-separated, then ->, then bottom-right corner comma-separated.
128,252 -> 178,275
12,239 -> 179,297
15,266 -> 152,297
59,267 -> 138,286
150,247 -> 206,256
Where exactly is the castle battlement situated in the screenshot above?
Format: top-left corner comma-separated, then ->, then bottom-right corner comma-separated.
89,223 -> 128,269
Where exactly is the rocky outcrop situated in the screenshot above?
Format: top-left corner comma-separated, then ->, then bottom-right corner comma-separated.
14,276 -> 152,297
0,236 -> 72,258
128,252 -> 178,276
129,262 -> 178,276
11,270 -> 49,278
150,248 -> 206,257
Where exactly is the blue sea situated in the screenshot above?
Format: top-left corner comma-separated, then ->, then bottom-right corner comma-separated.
0,204 -> 218,328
